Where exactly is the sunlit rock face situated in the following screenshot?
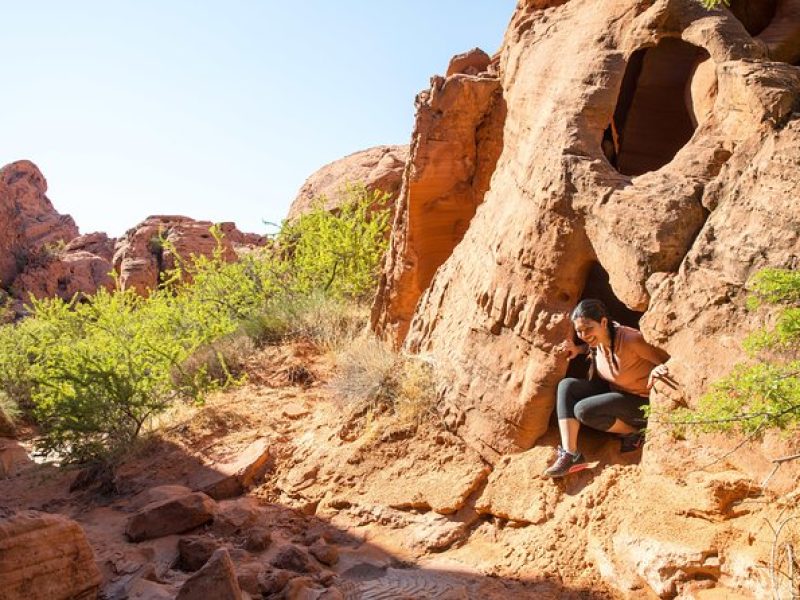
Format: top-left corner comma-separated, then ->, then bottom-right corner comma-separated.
112,216 -> 264,295
287,145 -> 409,221
372,48 -> 506,345
372,0 -> 800,472
0,161 -> 79,289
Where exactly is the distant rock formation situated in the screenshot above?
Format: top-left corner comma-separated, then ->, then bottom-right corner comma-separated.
112,216 -> 262,295
287,145 -> 408,220
0,161 -> 79,290
12,233 -> 116,303
0,161 -> 266,303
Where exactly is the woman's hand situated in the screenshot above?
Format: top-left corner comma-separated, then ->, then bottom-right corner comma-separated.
555,338 -> 586,360
647,363 -> 671,389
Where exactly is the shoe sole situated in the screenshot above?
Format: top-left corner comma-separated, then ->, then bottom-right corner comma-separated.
545,461 -> 600,478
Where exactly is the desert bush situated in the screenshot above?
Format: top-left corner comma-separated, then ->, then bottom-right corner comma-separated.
0,184 -> 391,463
332,335 -> 436,439
668,268 -> 800,435
277,183 -> 390,300
7,285 -> 239,463
0,392 -> 20,436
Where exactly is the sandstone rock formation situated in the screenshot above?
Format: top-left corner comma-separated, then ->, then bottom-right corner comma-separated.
112,216 -> 262,295
0,161 -> 79,290
372,48 -> 506,343
373,0 -> 800,482
0,510 -> 101,600
287,145 -> 408,220
11,232 -> 115,302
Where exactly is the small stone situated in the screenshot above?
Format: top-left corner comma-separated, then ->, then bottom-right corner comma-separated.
271,544 -> 317,573
176,548 -> 242,600
309,540 -> 339,566
258,568 -> 293,595
177,536 -> 220,572
245,526 -> 271,552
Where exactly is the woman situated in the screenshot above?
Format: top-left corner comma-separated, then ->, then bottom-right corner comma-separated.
544,298 -> 671,478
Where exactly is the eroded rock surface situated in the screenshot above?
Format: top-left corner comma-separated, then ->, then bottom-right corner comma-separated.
372,48 -> 505,344
0,161 -> 79,289
288,145 -> 408,220
373,0 -> 800,475
0,510 -> 101,600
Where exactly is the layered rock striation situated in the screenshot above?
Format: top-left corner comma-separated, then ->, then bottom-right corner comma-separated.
372,48 -> 506,343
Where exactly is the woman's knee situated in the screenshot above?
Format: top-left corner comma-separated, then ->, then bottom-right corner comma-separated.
574,401 -> 614,430
557,377 -> 581,395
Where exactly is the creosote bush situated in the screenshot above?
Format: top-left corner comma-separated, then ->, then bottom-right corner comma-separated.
0,183 -> 391,463
667,268 -> 800,436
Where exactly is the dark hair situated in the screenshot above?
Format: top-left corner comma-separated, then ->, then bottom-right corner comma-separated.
571,299 -> 618,377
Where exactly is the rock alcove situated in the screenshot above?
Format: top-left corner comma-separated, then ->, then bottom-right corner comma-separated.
603,38 -> 710,176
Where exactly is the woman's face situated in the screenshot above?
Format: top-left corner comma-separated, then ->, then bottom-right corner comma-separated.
573,316 -> 609,348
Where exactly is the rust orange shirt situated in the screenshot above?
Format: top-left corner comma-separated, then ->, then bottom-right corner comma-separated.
594,324 -> 669,398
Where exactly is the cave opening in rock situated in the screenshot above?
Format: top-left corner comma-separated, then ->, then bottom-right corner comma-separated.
728,0 -> 778,36
566,262 -> 644,379
602,38 -> 710,176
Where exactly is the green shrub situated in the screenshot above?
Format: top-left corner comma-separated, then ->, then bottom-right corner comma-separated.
278,183 -> 390,300
0,183 -> 391,463
669,268 -> 800,435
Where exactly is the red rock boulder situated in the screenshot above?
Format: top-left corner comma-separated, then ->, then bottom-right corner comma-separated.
0,510 -> 101,600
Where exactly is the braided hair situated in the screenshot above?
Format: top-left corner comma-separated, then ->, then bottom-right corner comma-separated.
571,299 -> 618,379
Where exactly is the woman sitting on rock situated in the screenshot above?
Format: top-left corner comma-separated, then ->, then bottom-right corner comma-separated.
544,298 -> 671,478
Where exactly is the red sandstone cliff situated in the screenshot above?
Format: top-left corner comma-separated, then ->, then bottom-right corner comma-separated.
373,0 -> 800,479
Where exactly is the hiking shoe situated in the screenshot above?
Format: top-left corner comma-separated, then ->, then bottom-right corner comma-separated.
619,431 -> 645,453
543,446 -> 585,478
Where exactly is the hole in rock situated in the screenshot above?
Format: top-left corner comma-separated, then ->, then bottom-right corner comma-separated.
728,0 -> 778,35
566,262 -> 643,380
603,38 -> 710,177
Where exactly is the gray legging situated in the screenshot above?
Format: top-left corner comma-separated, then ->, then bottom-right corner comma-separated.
556,377 -> 648,431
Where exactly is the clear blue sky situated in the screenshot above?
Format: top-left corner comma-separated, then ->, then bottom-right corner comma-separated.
1,2 -> 514,237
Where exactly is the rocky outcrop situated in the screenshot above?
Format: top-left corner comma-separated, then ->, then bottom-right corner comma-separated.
112,216 -> 262,295
0,161 -> 79,290
11,233 -> 115,302
125,491 -> 217,542
0,510 -> 101,600
372,0 -> 800,471
372,48 -> 506,344
288,145 -> 408,221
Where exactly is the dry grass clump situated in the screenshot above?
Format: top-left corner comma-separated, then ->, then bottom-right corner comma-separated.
241,293 -> 369,351
331,335 -> 437,442
172,333 -> 255,390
